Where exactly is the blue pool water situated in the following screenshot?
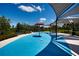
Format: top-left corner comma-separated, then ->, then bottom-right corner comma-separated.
0,32 -> 51,56
37,35 -> 72,56
0,32 -> 72,56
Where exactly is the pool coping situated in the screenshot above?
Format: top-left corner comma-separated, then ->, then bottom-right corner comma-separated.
0,33 -> 33,48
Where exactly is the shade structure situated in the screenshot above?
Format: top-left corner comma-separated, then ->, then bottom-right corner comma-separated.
50,3 -> 79,24
49,3 -> 79,38
61,4 -> 79,17
50,3 -> 74,17
33,22 -> 44,37
49,3 -> 74,39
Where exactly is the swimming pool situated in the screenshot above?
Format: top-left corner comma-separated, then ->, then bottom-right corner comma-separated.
0,32 -> 51,56
0,32 -> 72,56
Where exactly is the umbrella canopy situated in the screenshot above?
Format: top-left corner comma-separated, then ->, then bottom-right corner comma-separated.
35,22 -> 44,26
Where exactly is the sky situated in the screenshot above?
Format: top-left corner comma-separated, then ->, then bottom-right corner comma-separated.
0,3 -> 56,26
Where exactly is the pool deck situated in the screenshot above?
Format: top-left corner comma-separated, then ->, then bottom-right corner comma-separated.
64,36 -> 79,55
0,33 -> 33,48
56,33 -> 79,56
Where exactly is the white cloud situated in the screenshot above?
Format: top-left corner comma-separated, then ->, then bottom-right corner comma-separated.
35,6 -> 42,12
18,5 -> 37,12
18,4 -> 44,12
32,4 -> 44,12
40,18 -> 46,22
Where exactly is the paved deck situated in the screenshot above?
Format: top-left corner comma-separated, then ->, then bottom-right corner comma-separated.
56,35 -> 79,55
65,36 -> 79,55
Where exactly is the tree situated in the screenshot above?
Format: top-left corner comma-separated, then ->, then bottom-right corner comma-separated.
16,23 -> 22,33
0,16 -> 11,34
16,22 -> 32,33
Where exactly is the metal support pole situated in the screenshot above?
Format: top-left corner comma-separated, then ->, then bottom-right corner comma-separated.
56,17 -> 58,40
50,24 -> 51,35
72,23 -> 75,35
39,26 -> 40,36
